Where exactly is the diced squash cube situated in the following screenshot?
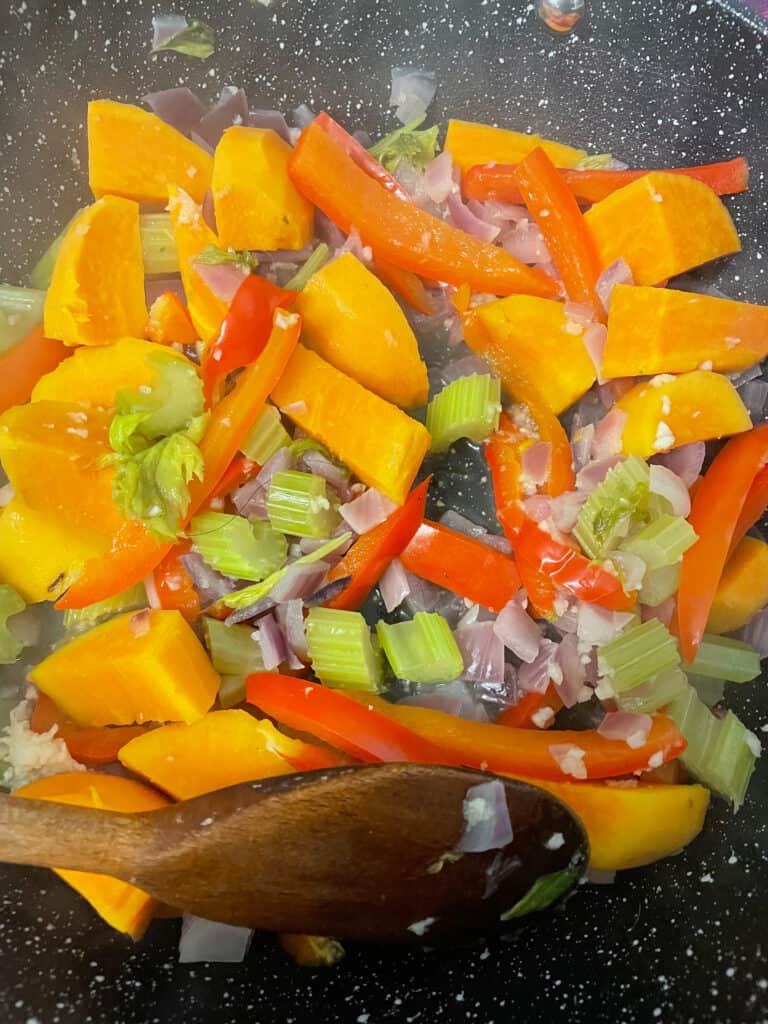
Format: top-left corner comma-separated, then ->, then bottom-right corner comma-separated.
584,173 -> 741,286
602,285 -> 768,379
212,126 -> 314,251
708,537 -> 768,634
616,371 -> 750,457
463,295 -> 596,415
15,772 -> 168,939
44,196 -> 148,347
445,119 -> 586,173
295,253 -> 428,409
29,609 -> 219,727
167,187 -> 228,344
271,344 -> 431,505
145,292 -> 199,346
88,99 -> 212,205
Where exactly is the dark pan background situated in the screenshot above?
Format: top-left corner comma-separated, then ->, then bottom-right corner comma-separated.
0,1 -> 767,1021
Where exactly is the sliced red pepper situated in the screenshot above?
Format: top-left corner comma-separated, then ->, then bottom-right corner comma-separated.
313,112 -> 412,201
513,146 -> 604,320
496,687 -> 563,729
56,308 -> 301,609
208,453 -> 260,502
246,675 -> 454,764
200,274 -> 296,406
463,156 -> 750,206
30,693 -> 149,767
289,118 -> 559,298
677,424 -> 768,662
400,520 -> 521,612
0,324 -> 70,415
371,257 -> 434,315
728,464 -> 768,558
153,542 -> 201,623
324,479 -> 429,610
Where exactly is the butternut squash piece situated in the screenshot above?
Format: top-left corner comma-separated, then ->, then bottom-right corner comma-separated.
88,99 -> 212,205
444,119 -> 586,174
213,126 -> 314,251
145,292 -> 199,346
708,537 -> 768,634
616,371 -> 751,457
0,400 -> 122,534
295,253 -> 428,409
602,285 -> 768,379
167,187 -> 228,344
271,345 -> 431,505
29,609 -> 219,727
44,197 -> 148,347
118,710 -> 307,799
0,498 -> 110,603
463,295 -> 596,415
15,772 -> 168,938
584,173 -> 741,286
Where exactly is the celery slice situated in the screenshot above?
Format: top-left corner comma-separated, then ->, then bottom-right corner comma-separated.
240,405 -> 290,465
112,350 -> 205,444
62,583 -> 147,633
29,210 -> 82,289
686,634 -> 760,683
267,470 -> 341,538
306,607 -> 382,691
639,563 -> 680,607
140,213 -> 180,276
218,675 -> 248,709
573,456 -> 650,559
0,285 -> 46,354
284,244 -> 331,291
615,665 -> 688,713
620,513 -> 697,571
376,612 -> 464,684
190,512 -> 288,582
0,584 -> 27,665
426,374 -> 501,454
687,673 -> 726,708
204,617 -> 266,676
597,618 -> 680,692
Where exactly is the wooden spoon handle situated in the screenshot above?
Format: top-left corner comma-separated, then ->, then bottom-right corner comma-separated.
0,793 -> 147,878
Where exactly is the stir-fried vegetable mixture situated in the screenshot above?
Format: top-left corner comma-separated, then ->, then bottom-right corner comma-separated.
0,71 -> 765,961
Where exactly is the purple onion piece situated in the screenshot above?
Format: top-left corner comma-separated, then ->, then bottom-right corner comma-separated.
399,680 -> 489,722
232,448 -> 293,518
650,441 -> 706,487
518,638 -> 559,694
144,87 -> 206,136
275,599 -> 307,659
304,576 -> 352,608
379,558 -> 411,613
224,596 -> 277,626
196,87 -> 250,148
192,261 -> 247,303
493,601 -> 541,664
553,633 -> 587,709
178,914 -> 253,964
455,780 -> 514,854
455,621 -> 505,685
389,67 -> 437,124
152,14 -> 188,49
179,552 -> 238,606
248,109 -> 290,143
292,103 -> 316,129
201,190 -> 217,233
269,561 -> 329,603
340,488 -> 397,534
447,193 -> 500,243
255,611 -> 289,671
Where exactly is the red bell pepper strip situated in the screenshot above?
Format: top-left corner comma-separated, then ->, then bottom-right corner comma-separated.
30,693 -> 148,767
513,147 -> 604,320
208,453 -> 260,502
313,112 -> 412,201
280,740 -> 348,772
324,479 -> 429,610
56,309 -> 301,609
153,542 -> 201,623
0,324 -> 70,414
463,156 -> 750,206
371,257 -> 434,315
497,688 -> 564,730
200,274 -> 296,406
677,424 -> 768,662
246,675 -> 455,764
400,520 -> 522,612
727,464 -> 768,558
288,119 -> 559,298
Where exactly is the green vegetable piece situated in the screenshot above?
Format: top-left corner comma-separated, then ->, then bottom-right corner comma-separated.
152,18 -> 215,60
190,512 -> 287,581
218,675 -> 248,709
620,513 -> 698,571
111,351 -> 205,448
687,673 -> 726,709
597,618 -> 680,692
306,607 -> 382,691
240,405 -> 291,465
284,244 -> 331,291
574,456 -> 650,559
686,633 -> 760,683
204,617 -> 267,676
194,244 -> 259,274
140,213 -> 180,276
574,153 -> 615,170
638,563 -> 680,607
0,584 -> 27,665
615,665 -> 687,714
267,470 -> 341,539
369,116 -> 439,173
500,862 -> 581,921
0,285 -> 46,355
376,612 -> 464,684
62,583 -> 147,633
29,210 -> 82,290
426,374 -> 501,454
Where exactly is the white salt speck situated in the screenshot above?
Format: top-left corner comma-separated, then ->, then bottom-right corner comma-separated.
407,916 -> 436,936
698,360 -> 713,371
545,832 -> 565,850
200,817 -> 214,827
700,872 -> 714,883
652,421 -> 676,451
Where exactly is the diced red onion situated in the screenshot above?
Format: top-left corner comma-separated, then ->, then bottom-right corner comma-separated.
178,914 -> 253,964
649,464 -> 691,518
335,227 -> 372,264
520,441 -> 552,488
597,710 -> 652,748
340,488 -> 397,534
232,448 -> 292,518
577,604 -> 635,646
196,87 -> 250,148
403,572 -> 443,613
455,621 -> 504,685
478,533 -> 514,555
520,494 -> 552,523
570,421 -> 595,473
192,261 -> 248,303
582,324 -> 607,380
591,409 -> 628,460
145,87 -> 206,136
399,680 -> 489,722
201,190 -> 217,233
225,596 -> 277,626
299,450 -> 351,500
389,67 -> 437,124
152,14 -> 188,49
179,552 -> 238,606
741,607 -> 768,658
500,220 -> 550,264
493,600 -> 542,663
641,598 -> 675,628
455,779 -> 513,853
274,599 -> 308,659
145,277 -> 185,307
438,354 -> 491,385
575,456 -> 622,492
651,441 -> 705,487
553,633 -> 587,709
739,380 -> 768,421
298,533 -> 353,561
550,490 -> 587,532
0,482 -> 15,509
190,131 -> 214,156
439,509 -> 487,538
255,612 -> 290,670
292,103 -> 316,129
595,258 -> 633,313
424,151 -> 458,204
729,364 -> 763,387
583,867 -> 617,885
447,193 -> 500,243
563,301 -> 594,328
248,109 -> 290,143
548,743 -> 587,779
380,558 -> 410,613
142,573 -> 162,610
518,638 -> 558,693
270,561 -> 329,604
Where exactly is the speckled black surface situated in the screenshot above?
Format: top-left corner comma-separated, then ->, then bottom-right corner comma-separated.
1,1 -> 767,1021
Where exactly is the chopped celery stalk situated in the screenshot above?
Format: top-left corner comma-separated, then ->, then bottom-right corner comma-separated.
573,456 -> 650,559
267,470 -> 340,539
0,584 -> 27,665
687,673 -> 726,708
190,512 -> 287,582
204,617 -> 266,675
427,374 -> 501,454
306,607 -> 382,691
639,563 -> 680,607
615,665 -> 688,713
288,438 -> 336,462
218,675 -> 248,709
620,513 -> 697,571
0,285 -> 46,354
667,686 -> 759,808
376,612 -> 464,684
140,213 -> 180,276
284,243 -> 331,291
29,210 -> 81,290
112,350 -> 205,444
62,583 -> 147,633
597,618 -> 680,692
240,405 -> 290,465
686,633 -> 760,683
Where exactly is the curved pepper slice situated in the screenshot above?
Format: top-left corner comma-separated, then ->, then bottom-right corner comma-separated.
30,693 -> 148,766
0,325 -> 70,415
153,541 -> 201,623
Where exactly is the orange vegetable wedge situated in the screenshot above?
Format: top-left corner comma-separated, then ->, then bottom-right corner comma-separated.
30,693 -> 149,766
15,772 -> 169,938
444,119 -> 586,173
707,537 -> 768,634
0,325 -> 70,415
145,291 -> 199,346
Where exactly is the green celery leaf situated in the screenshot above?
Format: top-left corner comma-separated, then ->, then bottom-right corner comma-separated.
152,19 -> 215,60
369,116 -> 439,172
500,862 -> 581,921
195,244 -> 259,274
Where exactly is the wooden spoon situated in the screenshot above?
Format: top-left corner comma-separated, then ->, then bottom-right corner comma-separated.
0,764 -> 588,941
